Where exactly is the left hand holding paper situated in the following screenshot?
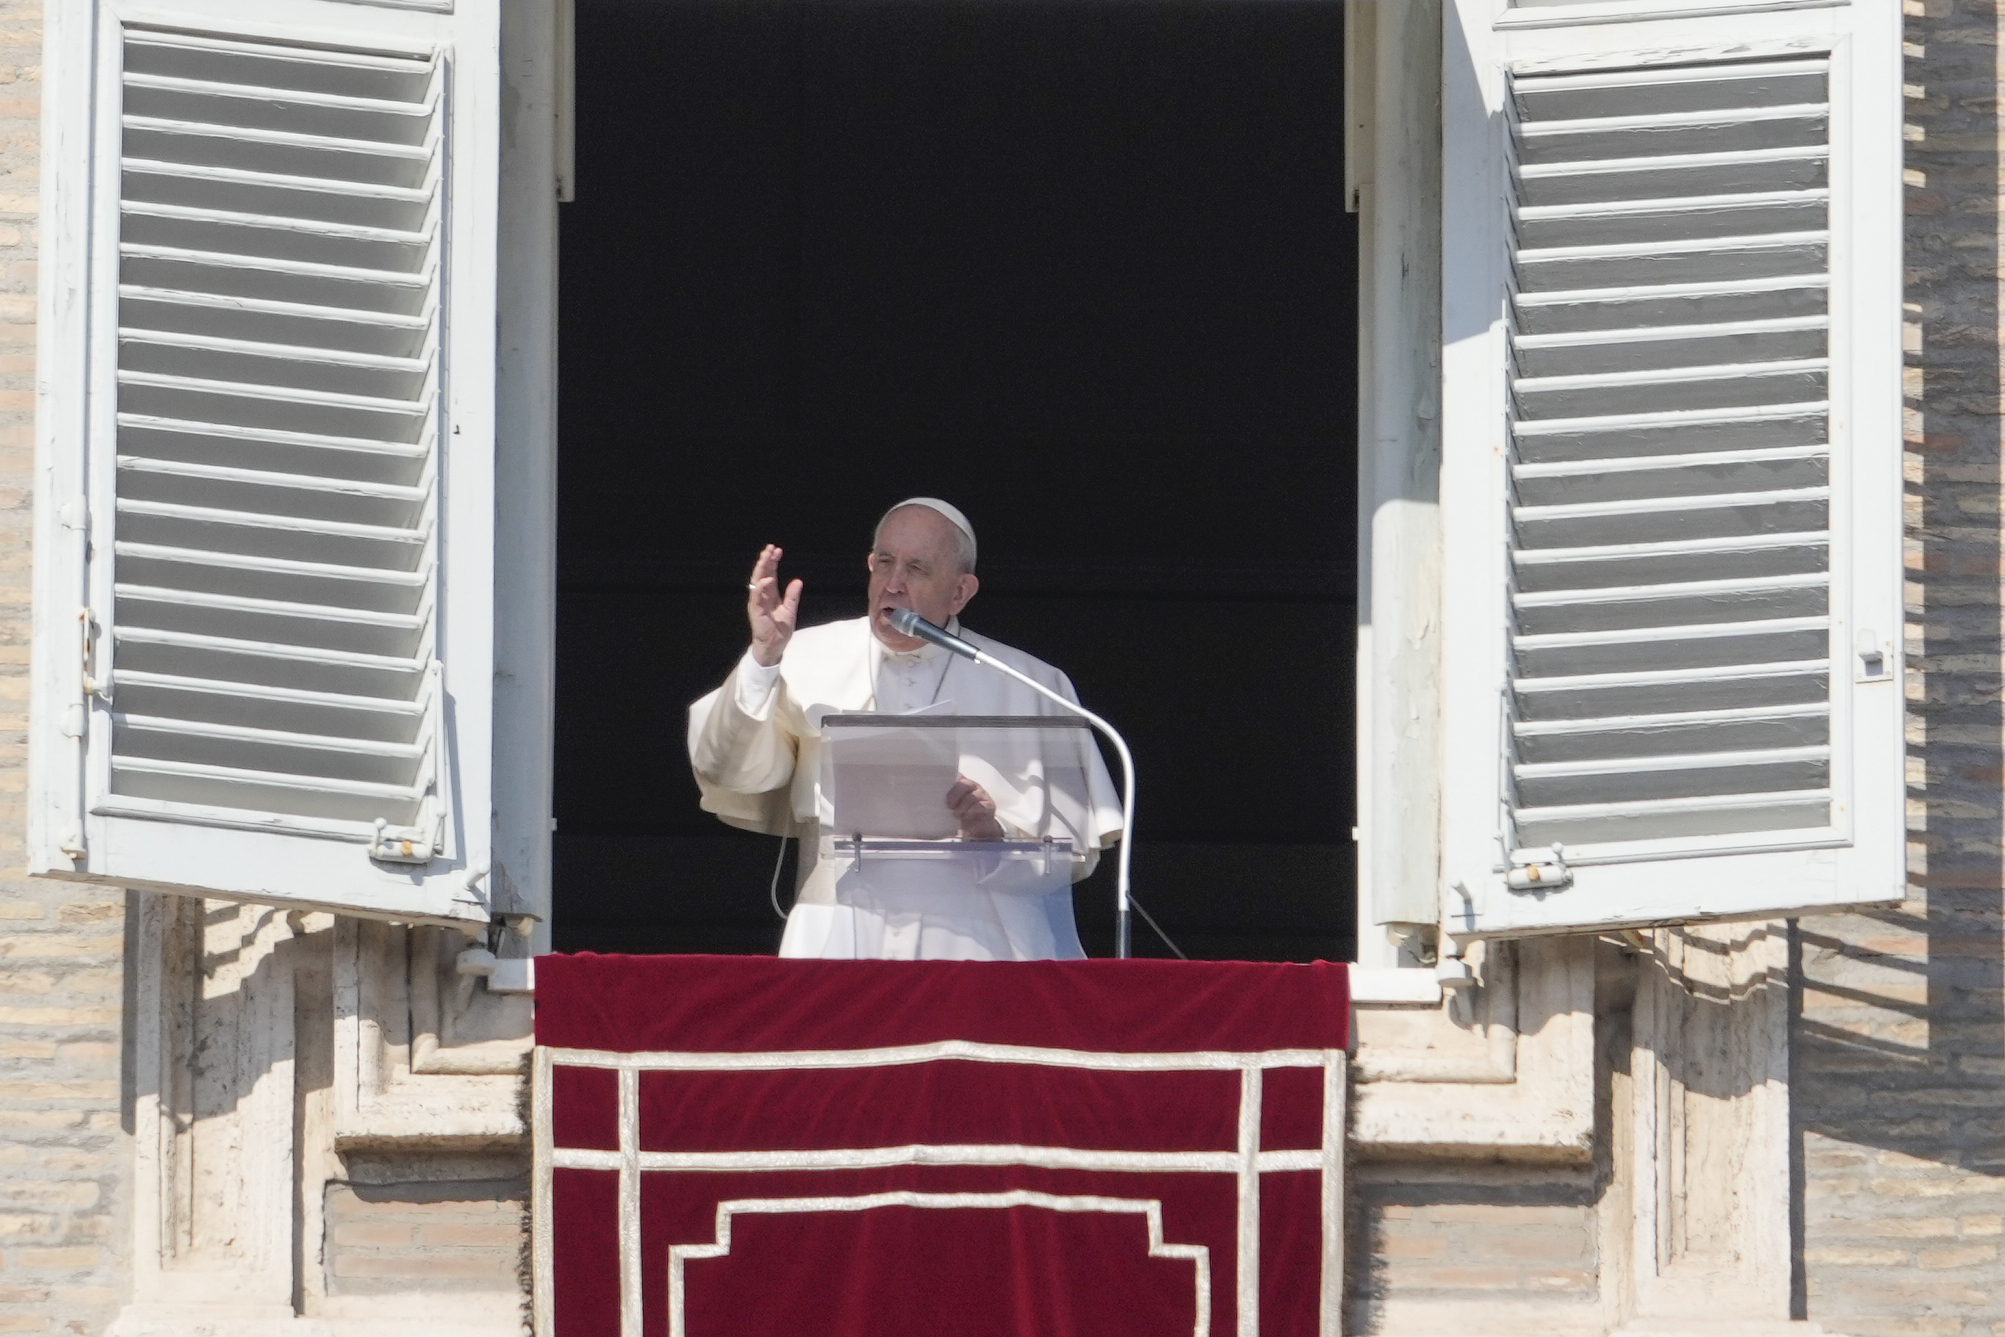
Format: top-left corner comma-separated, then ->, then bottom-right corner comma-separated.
946,774 -> 1004,841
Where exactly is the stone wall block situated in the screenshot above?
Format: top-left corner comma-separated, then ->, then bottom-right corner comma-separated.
1796,2 -> 2005,1332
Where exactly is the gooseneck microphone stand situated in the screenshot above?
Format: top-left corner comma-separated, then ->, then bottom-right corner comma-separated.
888,609 -> 1138,959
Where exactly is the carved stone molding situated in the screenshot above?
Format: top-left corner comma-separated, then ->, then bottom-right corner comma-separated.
334,918 -> 529,1149
1603,922 -> 1854,1337
1615,923 -> 1793,1321
111,896 -> 307,1334
1351,937 -> 1598,1158
112,898 -> 531,1336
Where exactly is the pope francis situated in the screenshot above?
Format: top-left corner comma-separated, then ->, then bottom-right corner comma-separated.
687,498 -> 1123,960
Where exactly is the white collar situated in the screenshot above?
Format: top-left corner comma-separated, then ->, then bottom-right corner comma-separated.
871,615 -> 961,667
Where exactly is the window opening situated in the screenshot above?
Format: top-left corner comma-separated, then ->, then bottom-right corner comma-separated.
554,0 -> 1358,959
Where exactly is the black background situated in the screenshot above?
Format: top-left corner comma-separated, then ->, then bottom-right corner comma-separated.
554,0 -> 1358,959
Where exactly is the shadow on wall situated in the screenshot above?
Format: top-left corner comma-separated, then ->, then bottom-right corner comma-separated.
1790,4 -> 2005,1329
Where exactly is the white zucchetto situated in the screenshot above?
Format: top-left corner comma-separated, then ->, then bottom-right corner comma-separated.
880,497 -> 977,567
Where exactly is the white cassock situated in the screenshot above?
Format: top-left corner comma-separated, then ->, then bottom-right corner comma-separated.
688,616 -> 1123,960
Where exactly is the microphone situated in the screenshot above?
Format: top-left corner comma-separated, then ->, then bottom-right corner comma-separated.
888,607 -> 978,660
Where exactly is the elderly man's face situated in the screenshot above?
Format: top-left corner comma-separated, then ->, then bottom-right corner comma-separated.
868,506 -> 979,650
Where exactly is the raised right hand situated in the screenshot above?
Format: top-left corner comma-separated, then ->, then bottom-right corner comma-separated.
747,544 -> 804,668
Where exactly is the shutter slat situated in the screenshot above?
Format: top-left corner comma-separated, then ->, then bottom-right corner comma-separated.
121,243 -> 430,290
119,332 -> 429,380
1515,700 -> 1828,749
1514,356 -> 1828,388
1515,275 -> 1828,326
1514,486 -> 1829,516
114,626 -> 427,672
115,499 -> 428,543
1517,742 -> 1828,778
1517,543 -> 1829,595
1518,236 -> 1826,290
1513,574 -> 1828,635
118,457 -> 427,501
1517,618 -> 1829,676
1516,614 -> 1829,649
113,669 -> 423,715
1517,194 -> 1829,250
110,755 -> 423,800
1515,270 -> 1836,296
1513,791 -> 1833,847
1516,314 -> 1826,350
123,115 -> 434,162
1498,50 -> 1839,861
1517,700 -> 1827,729
117,414 -> 431,459
1515,444 -> 1826,478
114,542 -> 427,587
1516,401 -> 1826,448
1519,102 -> 1828,138
106,30 -> 448,846
1516,144 -> 1829,181
115,713 -> 424,760
1516,229 -> 1828,262
122,158 -> 432,204
115,605 -> 425,661
115,582 -> 423,624
120,286 -> 430,330
1516,793 -> 1833,821
123,30 -> 437,76
1515,656 -> 1826,691
1515,572 -> 1827,604
1509,58 -> 1829,98
116,370 -> 433,417
124,201 -> 432,248
124,69 -> 440,117
121,171 -> 432,233
1515,532 -> 1828,564
111,671 -> 425,745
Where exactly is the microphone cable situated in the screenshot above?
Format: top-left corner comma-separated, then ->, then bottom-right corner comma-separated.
768,834 -> 793,920
1129,895 -> 1187,960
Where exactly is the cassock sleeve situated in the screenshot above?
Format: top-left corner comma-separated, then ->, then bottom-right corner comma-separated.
1025,668 -> 1122,883
687,654 -> 802,836
1051,669 -> 1125,853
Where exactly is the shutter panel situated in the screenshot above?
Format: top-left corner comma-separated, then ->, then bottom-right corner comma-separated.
109,30 -> 446,842
1439,1 -> 1903,939
30,0 -> 501,924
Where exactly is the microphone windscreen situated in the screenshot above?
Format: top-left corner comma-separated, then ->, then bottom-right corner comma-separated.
887,607 -> 978,660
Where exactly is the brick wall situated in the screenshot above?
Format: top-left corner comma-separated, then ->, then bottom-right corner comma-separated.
0,3 -> 133,1333
1348,1163 -> 1601,1328
324,1166 -> 527,1300
1792,0 -> 2005,1332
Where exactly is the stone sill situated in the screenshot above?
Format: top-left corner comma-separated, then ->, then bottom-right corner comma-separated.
1350,966 -> 1443,1007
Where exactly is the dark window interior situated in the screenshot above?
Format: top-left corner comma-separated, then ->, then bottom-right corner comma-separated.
555,0 -> 1358,960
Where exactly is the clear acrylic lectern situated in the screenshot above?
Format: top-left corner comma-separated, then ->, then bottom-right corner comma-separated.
816,713 -> 1103,959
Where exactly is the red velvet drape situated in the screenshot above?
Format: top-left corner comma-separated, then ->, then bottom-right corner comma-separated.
538,955 -> 1349,1337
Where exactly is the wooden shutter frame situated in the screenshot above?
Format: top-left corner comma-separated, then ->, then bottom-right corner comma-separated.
1438,0 -> 1905,941
29,0 -> 506,926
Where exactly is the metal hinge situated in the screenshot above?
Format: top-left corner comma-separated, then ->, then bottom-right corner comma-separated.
368,799 -> 443,865
1505,845 -> 1572,893
78,608 -> 109,703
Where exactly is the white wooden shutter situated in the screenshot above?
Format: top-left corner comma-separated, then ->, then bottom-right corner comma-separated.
30,0 -> 501,924
1439,0 -> 1903,938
